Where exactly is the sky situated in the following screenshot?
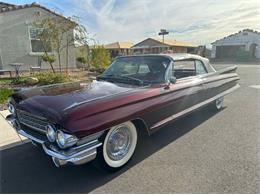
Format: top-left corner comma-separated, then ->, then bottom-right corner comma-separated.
5,0 -> 260,47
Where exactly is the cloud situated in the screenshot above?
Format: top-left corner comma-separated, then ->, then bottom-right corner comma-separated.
7,0 -> 260,47
70,0 -> 260,47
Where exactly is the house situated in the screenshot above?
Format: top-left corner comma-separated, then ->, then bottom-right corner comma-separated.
104,42 -> 133,58
131,38 -> 197,54
211,29 -> 260,60
0,2 -> 76,71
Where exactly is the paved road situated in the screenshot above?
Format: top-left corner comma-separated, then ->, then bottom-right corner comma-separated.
1,64 -> 260,193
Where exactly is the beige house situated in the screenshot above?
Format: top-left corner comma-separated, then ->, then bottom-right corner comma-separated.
131,38 -> 197,54
104,42 -> 133,58
0,2 -> 76,71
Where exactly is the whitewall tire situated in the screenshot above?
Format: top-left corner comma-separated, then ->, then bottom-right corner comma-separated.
215,96 -> 224,110
94,121 -> 138,171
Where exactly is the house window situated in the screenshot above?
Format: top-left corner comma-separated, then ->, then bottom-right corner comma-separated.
29,27 -> 52,53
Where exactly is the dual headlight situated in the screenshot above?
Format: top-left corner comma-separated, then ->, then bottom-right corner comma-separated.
7,98 -> 16,116
46,125 -> 78,149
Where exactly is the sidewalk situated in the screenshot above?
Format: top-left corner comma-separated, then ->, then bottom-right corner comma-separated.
0,110 -> 28,151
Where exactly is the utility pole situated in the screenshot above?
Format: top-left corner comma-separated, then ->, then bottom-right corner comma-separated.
158,29 -> 169,43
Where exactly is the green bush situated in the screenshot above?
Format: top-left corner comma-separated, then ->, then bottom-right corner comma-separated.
91,46 -> 111,69
33,72 -> 70,85
11,77 -> 29,85
0,88 -> 13,104
0,77 -> 28,85
76,56 -> 87,64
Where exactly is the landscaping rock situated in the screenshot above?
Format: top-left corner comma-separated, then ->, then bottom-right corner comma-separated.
26,77 -> 39,85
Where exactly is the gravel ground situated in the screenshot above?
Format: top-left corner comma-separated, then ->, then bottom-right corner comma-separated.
0,64 -> 259,193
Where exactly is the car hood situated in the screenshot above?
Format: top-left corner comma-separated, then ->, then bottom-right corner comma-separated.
13,81 -> 142,123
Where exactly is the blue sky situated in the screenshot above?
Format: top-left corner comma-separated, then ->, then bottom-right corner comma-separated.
5,0 -> 260,47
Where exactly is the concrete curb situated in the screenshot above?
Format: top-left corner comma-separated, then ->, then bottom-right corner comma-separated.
0,110 -> 28,151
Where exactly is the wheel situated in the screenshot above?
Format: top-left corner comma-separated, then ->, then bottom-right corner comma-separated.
93,121 -> 138,171
215,96 -> 224,110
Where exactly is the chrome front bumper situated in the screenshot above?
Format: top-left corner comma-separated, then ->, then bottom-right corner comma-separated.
6,114 -> 102,167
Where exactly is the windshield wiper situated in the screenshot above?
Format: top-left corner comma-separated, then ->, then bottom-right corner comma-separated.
118,75 -> 144,85
97,74 -> 143,85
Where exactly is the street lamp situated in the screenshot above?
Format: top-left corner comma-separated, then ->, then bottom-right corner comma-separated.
158,29 -> 169,43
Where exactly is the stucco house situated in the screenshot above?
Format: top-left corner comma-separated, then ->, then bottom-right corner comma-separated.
211,29 -> 260,60
0,2 -> 76,72
131,38 -> 197,54
104,42 -> 133,58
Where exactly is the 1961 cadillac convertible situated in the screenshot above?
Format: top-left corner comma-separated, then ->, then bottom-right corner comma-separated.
6,54 -> 239,170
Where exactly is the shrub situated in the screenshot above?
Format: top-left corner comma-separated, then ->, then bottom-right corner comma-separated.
91,46 -> 111,69
33,72 -> 70,85
76,56 -> 87,64
0,88 -> 13,104
76,56 -> 87,69
11,77 -> 29,85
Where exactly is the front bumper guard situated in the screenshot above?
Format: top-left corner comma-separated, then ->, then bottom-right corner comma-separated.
6,114 -> 102,167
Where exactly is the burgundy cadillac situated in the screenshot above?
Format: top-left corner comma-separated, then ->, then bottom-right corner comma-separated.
6,54 -> 239,170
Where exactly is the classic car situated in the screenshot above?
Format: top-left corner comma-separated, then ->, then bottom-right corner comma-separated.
6,54 -> 239,170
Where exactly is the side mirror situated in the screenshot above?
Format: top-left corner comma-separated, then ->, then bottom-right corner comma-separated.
169,76 -> 177,84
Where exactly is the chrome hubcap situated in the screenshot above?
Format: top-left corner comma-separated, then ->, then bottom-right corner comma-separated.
106,125 -> 132,161
216,97 -> 223,109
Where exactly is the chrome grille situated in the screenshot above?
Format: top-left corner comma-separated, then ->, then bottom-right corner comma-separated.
17,110 -> 50,133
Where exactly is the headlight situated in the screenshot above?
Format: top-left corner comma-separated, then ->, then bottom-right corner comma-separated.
46,125 -> 56,142
56,130 -> 78,149
7,98 -> 15,115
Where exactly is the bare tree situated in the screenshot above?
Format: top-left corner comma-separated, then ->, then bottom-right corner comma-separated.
35,16 -> 89,73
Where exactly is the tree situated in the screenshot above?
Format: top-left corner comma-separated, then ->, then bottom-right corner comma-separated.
35,16 -> 89,74
91,46 -> 111,70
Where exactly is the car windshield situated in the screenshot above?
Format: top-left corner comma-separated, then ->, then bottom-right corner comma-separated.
98,56 -> 171,85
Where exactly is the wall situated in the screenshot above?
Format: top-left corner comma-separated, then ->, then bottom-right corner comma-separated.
0,7 -> 76,71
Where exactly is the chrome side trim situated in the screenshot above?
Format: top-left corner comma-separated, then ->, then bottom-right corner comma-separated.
150,84 -> 240,129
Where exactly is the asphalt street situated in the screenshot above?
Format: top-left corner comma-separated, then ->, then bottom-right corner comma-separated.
1,64 -> 260,193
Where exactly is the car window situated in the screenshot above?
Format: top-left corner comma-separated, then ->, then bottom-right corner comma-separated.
138,64 -> 150,74
173,60 -> 196,79
174,60 -> 195,70
195,60 -> 207,75
101,56 -> 171,84
120,63 -> 139,74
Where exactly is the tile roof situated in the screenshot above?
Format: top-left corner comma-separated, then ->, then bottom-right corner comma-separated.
153,38 -> 197,47
0,1 -> 71,21
104,42 -> 133,49
132,38 -> 196,48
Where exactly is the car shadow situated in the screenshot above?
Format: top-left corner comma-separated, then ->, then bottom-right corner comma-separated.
0,107 -> 224,193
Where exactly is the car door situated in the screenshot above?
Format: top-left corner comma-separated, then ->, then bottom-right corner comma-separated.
148,59 -> 206,131
170,59 -> 206,111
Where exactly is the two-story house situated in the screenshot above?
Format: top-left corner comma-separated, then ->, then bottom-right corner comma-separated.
0,2 -> 76,71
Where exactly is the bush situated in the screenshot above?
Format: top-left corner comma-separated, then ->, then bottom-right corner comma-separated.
0,88 -> 13,104
11,77 -> 29,85
33,72 -> 70,85
91,46 -> 111,69
76,56 -> 87,64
